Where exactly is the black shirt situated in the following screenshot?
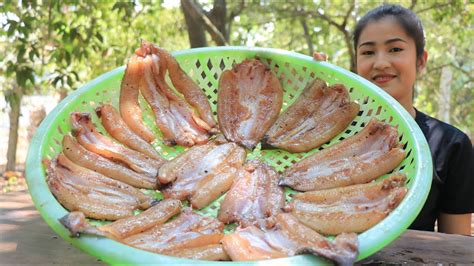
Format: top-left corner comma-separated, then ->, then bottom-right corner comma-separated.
409,109 -> 474,231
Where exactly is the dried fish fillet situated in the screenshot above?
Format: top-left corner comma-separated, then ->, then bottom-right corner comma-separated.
96,104 -> 162,161
47,154 -> 153,220
221,213 -> 358,265
286,173 -> 408,235
137,41 -> 214,146
122,208 -> 224,254
159,141 -> 246,209
60,199 -> 181,239
120,54 -> 155,142
218,160 -> 284,227
157,48 -> 218,133
62,135 -> 157,189
217,58 -> 283,149
280,118 -> 406,191
100,199 -> 182,239
59,203 -> 227,260
221,226 -> 287,260
264,79 -> 359,153
71,112 -> 164,179
165,244 -> 230,261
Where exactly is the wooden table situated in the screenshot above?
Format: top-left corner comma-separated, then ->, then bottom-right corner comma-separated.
1,191 -> 473,265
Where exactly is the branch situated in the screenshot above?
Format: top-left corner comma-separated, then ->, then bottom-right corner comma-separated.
229,0 -> 245,20
275,6 -> 343,31
208,0 -> 227,41
276,5 -> 356,71
456,67 -> 474,80
181,0 -> 228,46
427,62 -> 473,79
300,18 -> 313,56
317,12 -> 344,32
415,1 -> 453,13
425,63 -> 451,74
341,0 -> 355,29
227,0 -> 245,40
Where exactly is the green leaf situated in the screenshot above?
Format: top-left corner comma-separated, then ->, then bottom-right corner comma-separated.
65,51 -> 71,65
17,45 -> 26,63
71,71 -> 80,81
96,32 -> 104,43
52,76 -> 62,87
66,75 -> 73,87
28,50 -> 35,61
7,21 -> 17,37
70,27 -> 78,41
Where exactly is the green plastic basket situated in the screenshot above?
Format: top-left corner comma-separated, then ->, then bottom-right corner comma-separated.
25,46 -> 432,265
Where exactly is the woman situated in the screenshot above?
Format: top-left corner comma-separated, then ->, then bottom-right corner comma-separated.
315,4 -> 473,235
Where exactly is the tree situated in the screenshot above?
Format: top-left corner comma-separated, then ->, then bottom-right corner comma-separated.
2,1 -> 42,171
1,0 -> 472,172
180,0 -> 246,47
2,1 -> 108,170
1,1 -> 192,170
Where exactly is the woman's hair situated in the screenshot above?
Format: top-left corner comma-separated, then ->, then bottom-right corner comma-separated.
353,4 -> 425,60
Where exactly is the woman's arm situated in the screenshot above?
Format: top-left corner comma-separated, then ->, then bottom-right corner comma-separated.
438,213 -> 472,236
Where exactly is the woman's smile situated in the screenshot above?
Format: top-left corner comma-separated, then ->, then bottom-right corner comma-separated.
372,73 -> 396,85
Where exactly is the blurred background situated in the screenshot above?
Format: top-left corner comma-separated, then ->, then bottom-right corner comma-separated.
0,0 -> 473,189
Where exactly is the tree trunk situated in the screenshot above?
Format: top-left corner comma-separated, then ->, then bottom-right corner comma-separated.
345,31 -> 356,73
208,0 -> 227,41
6,88 -> 23,172
181,0 -> 228,47
300,18 -> 314,56
181,0 -> 208,47
226,0 -> 245,42
438,47 -> 455,123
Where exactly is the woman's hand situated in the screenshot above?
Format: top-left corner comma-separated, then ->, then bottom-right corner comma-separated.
313,52 -> 328,61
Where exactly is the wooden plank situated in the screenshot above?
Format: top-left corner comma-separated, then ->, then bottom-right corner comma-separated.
2,190 -> 473,264
359,230 -> 474,264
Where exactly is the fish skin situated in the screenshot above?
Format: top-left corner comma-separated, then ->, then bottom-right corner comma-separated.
217,58 -> 283,150
122,208 -> 224,254
287,173 -> 408,235
218,159 -> 284,228
281,118 -> 406,191
136,41 -> 213,147
120,55 -> 156,143
62,135 -> 157,189
265,79 -> 359,153
71,112 -> 163,178
100,199 -> 182,239
157,48 -> 218,133
220,213 -> 358,265
96,104 -> 163,161
159,141 -> 246,209
166,244 -> 230,261
47,154 -> 153,221
59,199 -> 181,239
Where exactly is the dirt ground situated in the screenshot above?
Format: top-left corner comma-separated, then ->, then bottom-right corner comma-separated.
0,190 -> 104,264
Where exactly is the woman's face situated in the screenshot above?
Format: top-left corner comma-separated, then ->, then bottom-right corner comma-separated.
356,17 -> 425,108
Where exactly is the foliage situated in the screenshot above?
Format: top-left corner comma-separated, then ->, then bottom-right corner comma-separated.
223,0 -> 473,135
414,1 -> 473,134
1,0 -> 472,139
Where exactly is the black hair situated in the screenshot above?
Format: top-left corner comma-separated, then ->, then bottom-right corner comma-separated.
353,4 -> 425,60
